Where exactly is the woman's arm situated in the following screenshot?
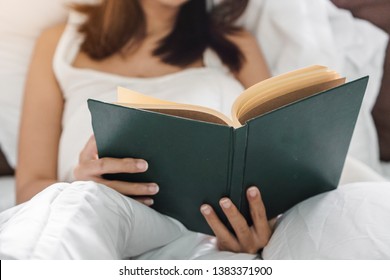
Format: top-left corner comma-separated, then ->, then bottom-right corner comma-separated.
16,24 -> 66,203
228,30 -> 271,88
16,25 -> 159,204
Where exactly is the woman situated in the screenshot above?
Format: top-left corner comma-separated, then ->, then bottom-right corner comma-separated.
1,0 -> 271,259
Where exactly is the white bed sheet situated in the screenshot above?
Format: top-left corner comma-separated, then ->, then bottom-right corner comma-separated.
263,182 -> 390,259
1,156 -> 388,260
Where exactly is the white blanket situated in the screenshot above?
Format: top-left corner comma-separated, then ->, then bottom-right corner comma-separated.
0,181 -> 257,260
264,182 -> 390,259
1,179 -> 390,260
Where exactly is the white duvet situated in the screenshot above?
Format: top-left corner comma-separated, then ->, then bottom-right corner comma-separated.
1,156 -> 389,260
1,178 -> 390,259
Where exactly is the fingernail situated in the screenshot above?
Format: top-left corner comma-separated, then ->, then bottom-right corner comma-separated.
248,187 -> 258,198
136,160 -> 148,171
201,205 -> 211,215
145,199 -> 154,206
220,198 -> 231,209
148,184 -> 159,194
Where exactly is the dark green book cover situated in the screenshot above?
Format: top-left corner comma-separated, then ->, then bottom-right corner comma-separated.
88,76 -> 368,235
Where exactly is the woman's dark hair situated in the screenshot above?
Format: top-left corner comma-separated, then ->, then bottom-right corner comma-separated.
72,0 -> 249,72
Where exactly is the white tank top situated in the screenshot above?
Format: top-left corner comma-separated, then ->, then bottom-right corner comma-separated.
54,13 -> 245,181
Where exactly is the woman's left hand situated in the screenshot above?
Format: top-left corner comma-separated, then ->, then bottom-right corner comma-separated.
200,186 -> 272,254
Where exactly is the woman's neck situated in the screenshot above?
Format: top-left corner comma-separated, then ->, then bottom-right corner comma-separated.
139,0 -> 181,37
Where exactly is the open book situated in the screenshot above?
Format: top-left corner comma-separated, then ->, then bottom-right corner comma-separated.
116,65 -> 345,127
88,65 -> 368,235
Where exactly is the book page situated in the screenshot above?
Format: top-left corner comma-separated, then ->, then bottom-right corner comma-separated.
238,71 -> 340,116
116,88 -> 234,126
237,78 -> 346,124
231,65 -> 327,116
231,66 -> 343,127
116,65 -> 344,128
117,87 -> 177,105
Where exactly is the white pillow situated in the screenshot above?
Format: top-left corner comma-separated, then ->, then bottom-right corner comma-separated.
263,182 -> 390,259
0,0 -> 70,167
0,0 -> 97,167
240,0 -> 388,174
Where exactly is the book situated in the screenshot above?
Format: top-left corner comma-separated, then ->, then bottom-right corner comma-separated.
87,65 -> 368,235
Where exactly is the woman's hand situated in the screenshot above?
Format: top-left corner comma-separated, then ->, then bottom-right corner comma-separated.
73,135 -> 159,206
200,186 -> 272,254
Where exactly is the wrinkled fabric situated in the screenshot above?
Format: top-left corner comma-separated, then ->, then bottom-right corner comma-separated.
0,182 -> 186,259
239,0 -> 388,174
0,181 -> 256,260
2,181 -> 390,259
263,182 -> 390,259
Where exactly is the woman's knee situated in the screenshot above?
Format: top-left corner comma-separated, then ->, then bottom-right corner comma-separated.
31,181 -> 113,210
59,181 -> 115,205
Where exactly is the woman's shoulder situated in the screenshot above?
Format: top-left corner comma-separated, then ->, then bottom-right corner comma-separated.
35,23 -> 67,51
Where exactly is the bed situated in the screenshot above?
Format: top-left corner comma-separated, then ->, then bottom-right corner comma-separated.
1,0 -> 390,259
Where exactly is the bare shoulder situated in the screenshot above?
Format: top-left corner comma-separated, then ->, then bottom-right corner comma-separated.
35,23 -> 67,50
39,23 -> 66,41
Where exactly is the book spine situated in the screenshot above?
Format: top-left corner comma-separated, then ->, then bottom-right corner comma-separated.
229,125 -> 249,212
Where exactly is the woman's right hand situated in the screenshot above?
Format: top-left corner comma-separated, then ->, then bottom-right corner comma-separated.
73,135 -> 159,206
